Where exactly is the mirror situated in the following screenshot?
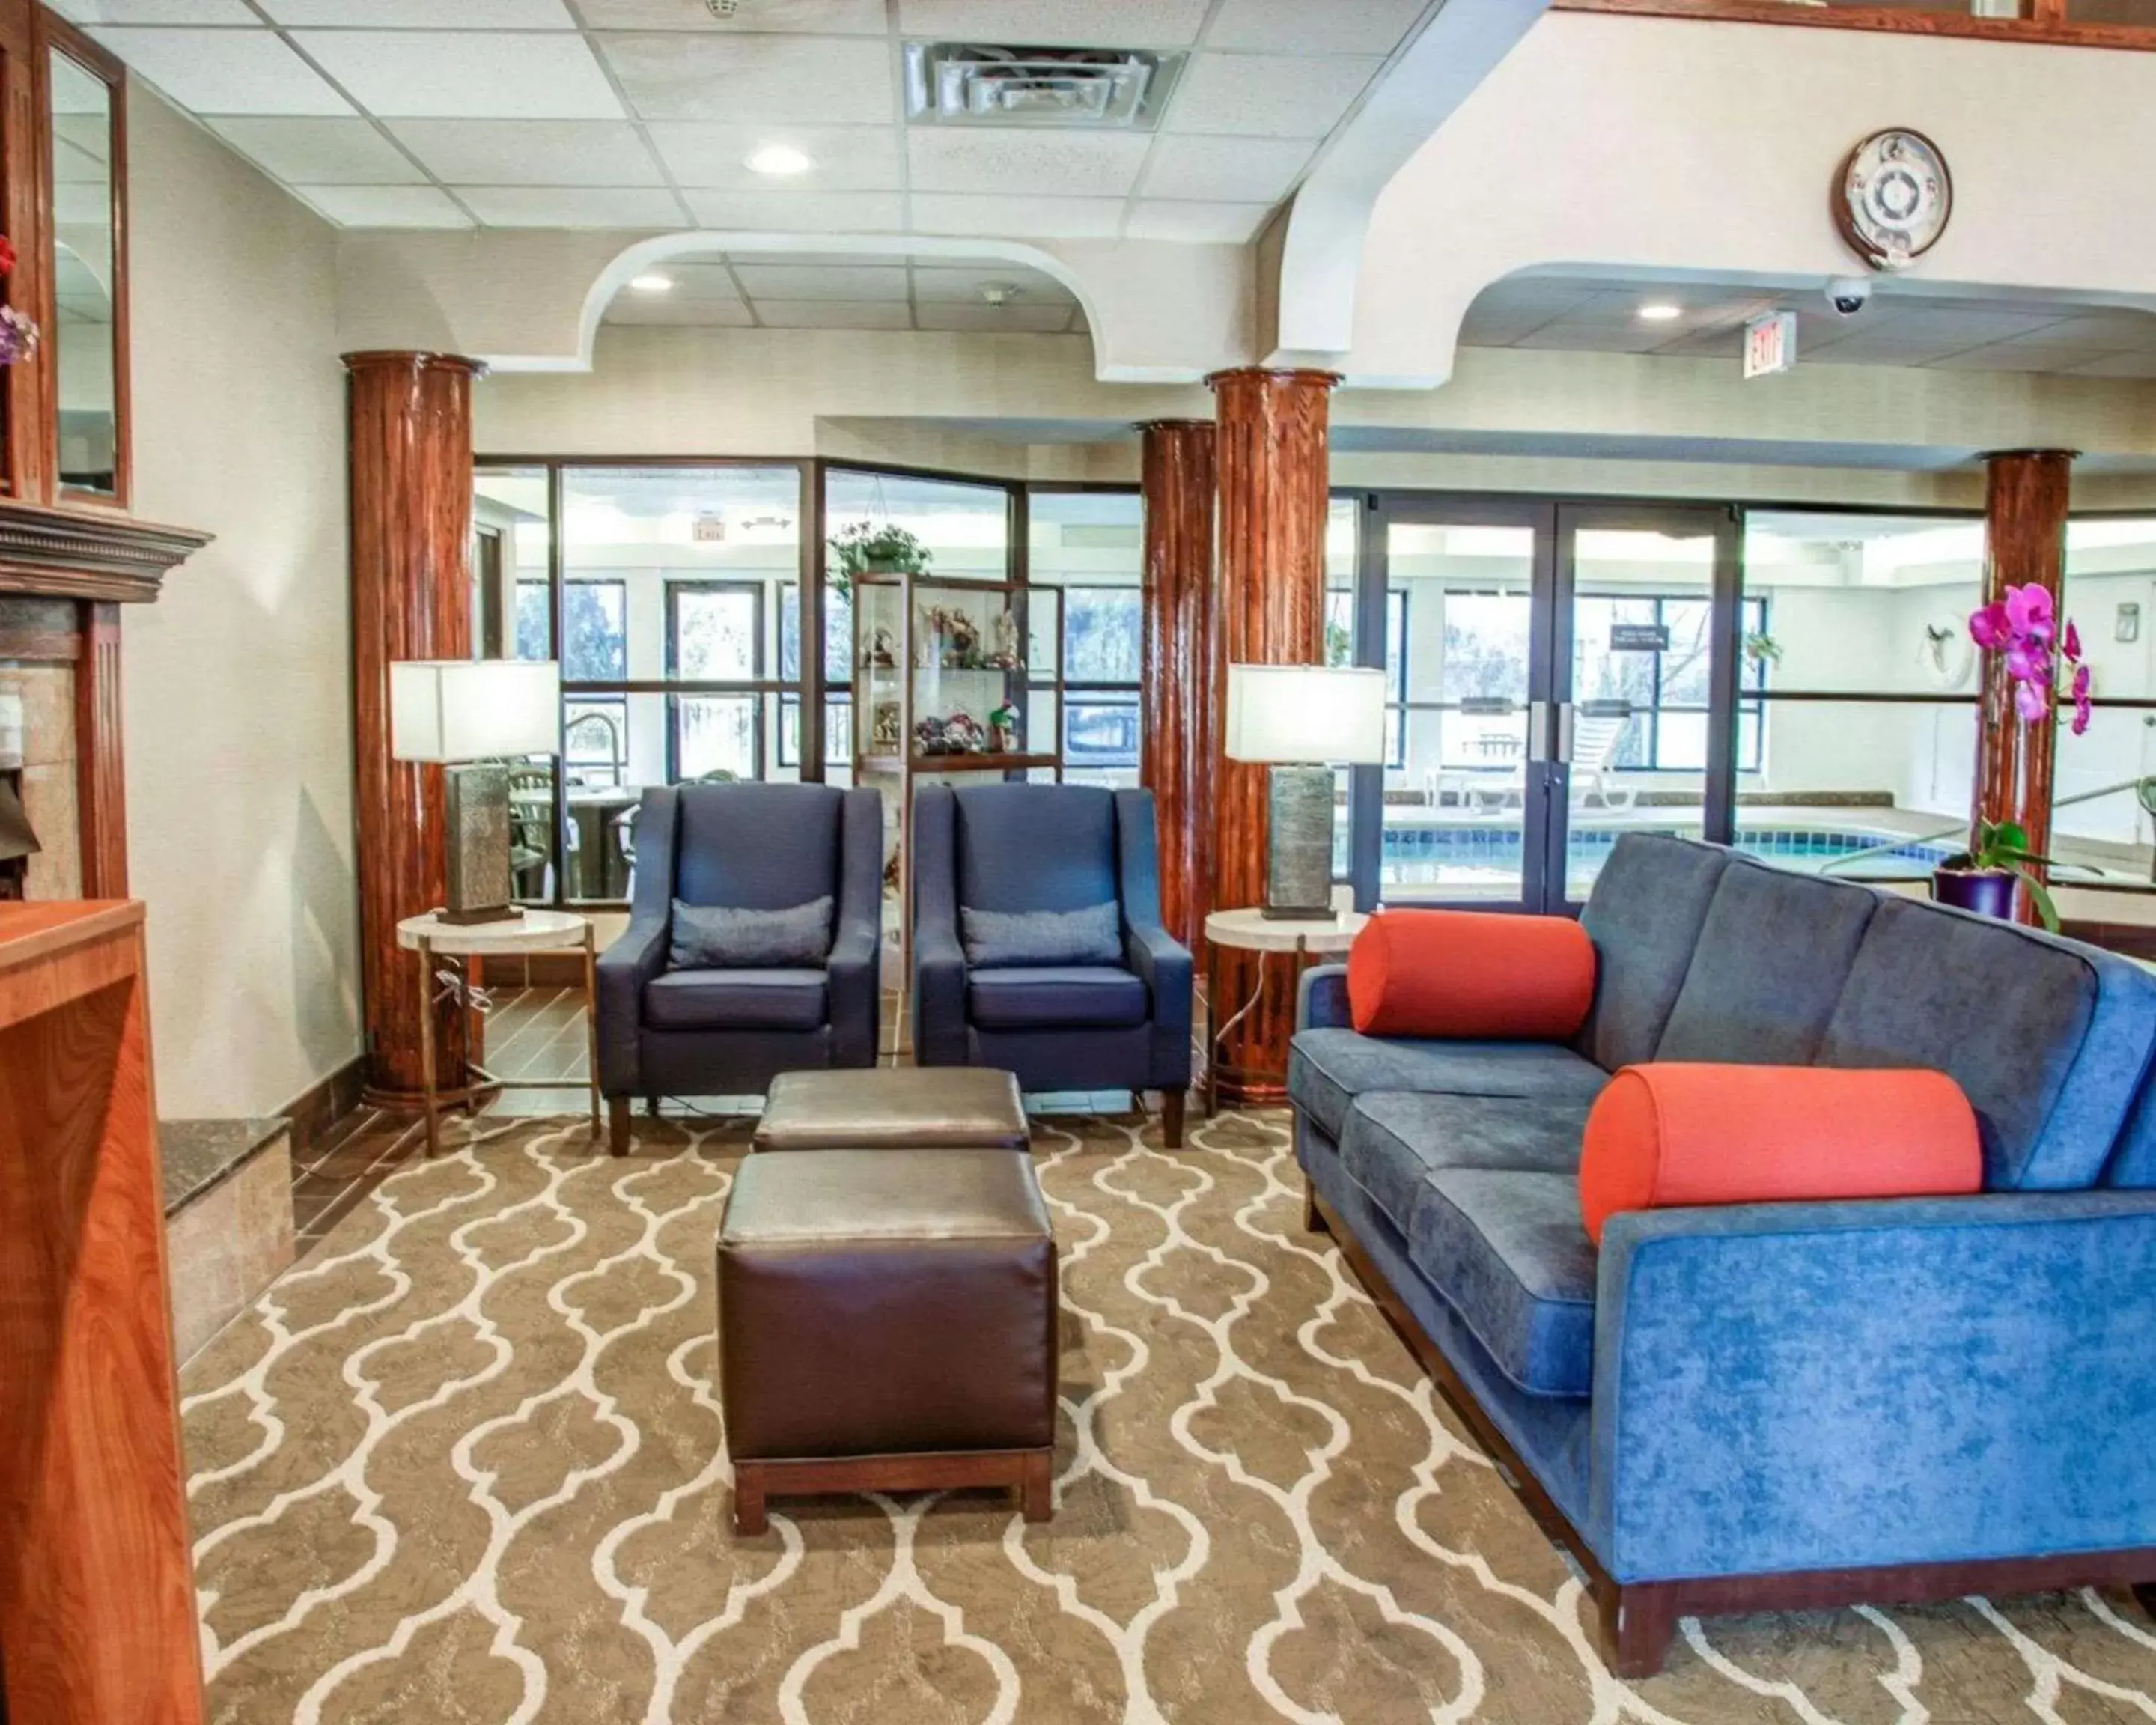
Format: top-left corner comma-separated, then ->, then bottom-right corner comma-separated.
50,49 -> 117,499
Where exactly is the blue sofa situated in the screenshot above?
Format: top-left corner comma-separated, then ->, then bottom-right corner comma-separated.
596,782 -> 882,1149
1290,832 -> 2156,1674
913,782 -> 1193,1145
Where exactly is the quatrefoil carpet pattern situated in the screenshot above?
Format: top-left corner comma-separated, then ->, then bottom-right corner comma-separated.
182,1112 -> 2156,1723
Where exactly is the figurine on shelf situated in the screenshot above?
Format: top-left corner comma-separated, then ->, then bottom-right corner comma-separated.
864,626 -> 897,669
916,711 -> 989,756
948,608 -> 983,668
988,703 -> 1019,754
990,611 -> 1023,669
871,701 -> 902,751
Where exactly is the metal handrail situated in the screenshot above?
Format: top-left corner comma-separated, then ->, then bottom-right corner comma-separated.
1818,776 -> 2156,878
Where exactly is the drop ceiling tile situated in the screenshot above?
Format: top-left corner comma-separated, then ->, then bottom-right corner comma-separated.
1141,133 -> 1310,201
912,264 -> 1074,303
292,31 -> 623,119
456,186 -> 683,227
683,189 -> 904,231
261,0 -> 575,23
1124,200 -> 1271,242
645,122 -> 901,191
913,302 -> 1077,332
1203,0 -> 1430,55
1925,342 -> 2122,373
2071,351 -> 2156,378
599,34 -> 892,123
605,296 -> 757,326
85,28 -> 353,115
732,263 -> 910,300
727,249 -> 904,266
1641,327 -> 1747,359
207,117 -> 427,183
1165,52 -> 1379,136
578,0 -> 886,27
752,300 -> 914,329
296,183 -> 472,226
908,130 -> 1152,198
1510,321 -> 1678,355
2015,312 -> 2156,347
898,0 -> 1211,48
910,195 -> 1125,239
389,120 -> 664,186
639,262 -> 747,302
52,0 -> 253,22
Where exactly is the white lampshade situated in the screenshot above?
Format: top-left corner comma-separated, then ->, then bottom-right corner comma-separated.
389,660 -> 561,764
1222,663 -> 1388,765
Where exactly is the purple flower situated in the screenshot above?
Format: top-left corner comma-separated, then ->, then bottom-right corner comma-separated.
2065,619 -> 2083,660
1969,602 -> 2011,648
2006,642 -> 2050,684
2073,662 -> 2093,735
0,305 -> 37,368
2006,583 -> 2055,642
2015,680 -> 2050,724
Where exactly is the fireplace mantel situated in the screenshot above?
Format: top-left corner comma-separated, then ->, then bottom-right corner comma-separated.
0,500 -> 212,603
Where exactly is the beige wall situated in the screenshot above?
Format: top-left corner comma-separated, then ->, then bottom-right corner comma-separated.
122,83 -> 359,1119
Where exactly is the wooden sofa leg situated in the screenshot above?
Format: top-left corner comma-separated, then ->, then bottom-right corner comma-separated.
1303,1175 -> 1327,1235
1598,1581 -> 1678,1679
608,1096 -> 630,1157
1161,1090 -> 1186,1149
2135,1582 -> 2156,1622
731,1467 -> 768,1537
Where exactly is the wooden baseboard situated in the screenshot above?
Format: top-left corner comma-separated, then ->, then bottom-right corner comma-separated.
1307,1175 -> 2156,1677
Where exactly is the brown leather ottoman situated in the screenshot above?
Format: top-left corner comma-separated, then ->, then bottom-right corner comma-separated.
753,1068 -> 1028,1151
718,1146 -> 1056,1534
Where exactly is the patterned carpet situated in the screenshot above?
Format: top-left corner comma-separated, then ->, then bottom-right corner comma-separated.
181,1110 -> 2156,1724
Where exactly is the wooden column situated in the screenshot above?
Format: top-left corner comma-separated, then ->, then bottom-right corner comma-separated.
346,351 -> 483,1101
1138,419 -> 1216,952
1207,368 -> 1338,1103
1973,448 -> 2074,919
73,600 -> 125,896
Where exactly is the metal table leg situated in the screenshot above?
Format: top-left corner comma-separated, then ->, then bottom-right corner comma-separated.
582,925 -> 609,1153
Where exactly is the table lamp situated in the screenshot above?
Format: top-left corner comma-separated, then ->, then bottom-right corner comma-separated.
1224,663 -> 1387,919
390,659 -> 561,924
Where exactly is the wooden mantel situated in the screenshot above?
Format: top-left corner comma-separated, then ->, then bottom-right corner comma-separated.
0,499 -> 210,604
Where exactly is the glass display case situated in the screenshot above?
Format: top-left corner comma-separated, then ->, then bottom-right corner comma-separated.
851,572 -> 1063,958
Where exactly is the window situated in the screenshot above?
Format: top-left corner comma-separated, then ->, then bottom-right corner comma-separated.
1026,491 -> 1142,787
1324,588 -> 1409,767
1061,585 -> 1142,768
1573,593 -> 1767,771
666,580 -> 764,781
778,580 -> 852,769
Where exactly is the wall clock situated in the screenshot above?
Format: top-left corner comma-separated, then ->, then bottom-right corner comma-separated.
1833,129 -> 1952,273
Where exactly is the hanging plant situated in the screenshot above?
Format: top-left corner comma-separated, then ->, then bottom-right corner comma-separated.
0,234 -> 37,367
826,521 -> 931,600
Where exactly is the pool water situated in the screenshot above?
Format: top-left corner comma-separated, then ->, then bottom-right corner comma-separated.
1376,824 -> 1955,887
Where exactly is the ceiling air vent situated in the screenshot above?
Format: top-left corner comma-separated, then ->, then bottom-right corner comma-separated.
904,42 -> 1182,130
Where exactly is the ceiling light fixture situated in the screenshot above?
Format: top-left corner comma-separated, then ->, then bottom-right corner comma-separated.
746,144 -> 812,177
630,273 -> 674,293
981,282 -> 1019,308
1637,302 -> 1683,322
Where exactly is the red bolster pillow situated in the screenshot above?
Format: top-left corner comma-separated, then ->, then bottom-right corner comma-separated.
1347,907 -> 1596,1041
1578,1063 -> 1982,1246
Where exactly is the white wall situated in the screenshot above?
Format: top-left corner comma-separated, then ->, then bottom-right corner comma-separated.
121,84 -> 357,1119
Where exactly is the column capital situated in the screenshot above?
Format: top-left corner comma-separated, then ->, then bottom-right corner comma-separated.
1203,366 -> 1342,393
1133,417 -> 1216,434
340,350 -> 490,380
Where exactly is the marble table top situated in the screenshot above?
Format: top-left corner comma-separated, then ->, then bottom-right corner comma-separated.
1204,906 -> 1368,954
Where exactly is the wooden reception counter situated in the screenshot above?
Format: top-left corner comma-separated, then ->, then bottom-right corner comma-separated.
0,903 -> 204,1724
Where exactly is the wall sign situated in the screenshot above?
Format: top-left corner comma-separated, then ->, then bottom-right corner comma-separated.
1609,624 -> 1670,652
1744,311 -> 1797,378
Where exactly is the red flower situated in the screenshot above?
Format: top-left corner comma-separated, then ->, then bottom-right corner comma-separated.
0,235 -> 18,277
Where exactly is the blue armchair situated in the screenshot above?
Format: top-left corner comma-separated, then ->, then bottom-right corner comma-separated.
596,782 -> 882,1150
911,782 -> 1193,1146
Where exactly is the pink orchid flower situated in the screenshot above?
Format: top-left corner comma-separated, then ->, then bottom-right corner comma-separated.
2014,680 -> 2050,723
2065,619 -> 2082,660
2006,583 -> 2055,642
1968,602 -> 2011,649
1971,582 -> 2086,734
2072,662 -> 2093,735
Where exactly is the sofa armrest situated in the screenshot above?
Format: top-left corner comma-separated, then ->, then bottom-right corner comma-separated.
1589,1190 -> 2156,1583
910,785 -> 969,1066
1299,964 -> 1350,1031
826,787 -> 883,1068
594,915 -> 668,1097
1125,920 -> 1194,1089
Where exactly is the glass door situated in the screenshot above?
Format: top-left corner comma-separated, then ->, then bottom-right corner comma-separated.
1553,503 -> 1740,908
1344,495 -> 1738,914
1363,496 -> 1559,910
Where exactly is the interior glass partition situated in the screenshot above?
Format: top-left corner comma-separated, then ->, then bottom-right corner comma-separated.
2054,517 -> 2156,883
474,466 -> 558,906
1026,488 -> 1141,788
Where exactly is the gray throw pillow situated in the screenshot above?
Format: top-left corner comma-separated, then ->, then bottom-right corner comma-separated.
962,900 -> 1123,969
669,896 -> 832,970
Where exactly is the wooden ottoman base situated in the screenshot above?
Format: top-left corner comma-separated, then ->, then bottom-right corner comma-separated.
732,1448 -> 1054,1535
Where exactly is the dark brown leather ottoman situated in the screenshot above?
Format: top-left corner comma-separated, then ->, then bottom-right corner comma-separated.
754,1068 -> 1028,1151
718,1146 -> 1056,1534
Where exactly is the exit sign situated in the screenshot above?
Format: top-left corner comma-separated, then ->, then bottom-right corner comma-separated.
1744,311 -> 1797,378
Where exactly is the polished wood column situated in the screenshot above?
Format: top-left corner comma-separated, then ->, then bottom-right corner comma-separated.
1206,368 -> 1338,1102
346,351 -> 483,1100
74,600 -> 126,896
1973,448 -> 2074,919
1138,419 -> 1216,952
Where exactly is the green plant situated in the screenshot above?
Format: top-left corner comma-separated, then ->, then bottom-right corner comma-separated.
1938,818 -> 2061,932
826,521 -> 931,599
1743,631 -> 1783,665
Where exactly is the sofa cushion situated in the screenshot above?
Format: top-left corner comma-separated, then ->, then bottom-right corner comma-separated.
954,782 -> 1118,914
1288,1028 -> 1610,1140
962,900 -> 1123,970
1408,1169 -> 1597,1399
1348,909 -> 1595,1040
669,895 -> 832,971
1655,860 -> 1877,1065
1574,833 -> 1730,1072
1340,1092 -> 1593,1235
1819,896 -> 2156,1190
675,782 -> 841,910
969,966 -> 1148,1030
645,967 -> 828,1033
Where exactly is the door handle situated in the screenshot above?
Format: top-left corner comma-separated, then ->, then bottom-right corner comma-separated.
1525,700 -> 1551,763
1556,702 -> 1577,764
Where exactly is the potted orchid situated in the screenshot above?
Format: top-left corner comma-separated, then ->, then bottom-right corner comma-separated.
0,235 -> 37,367
1932,583 -> 2089,931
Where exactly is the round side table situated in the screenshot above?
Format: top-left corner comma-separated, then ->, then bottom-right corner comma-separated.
1202,907 -> 1366,1116
398,909 -> 603,1157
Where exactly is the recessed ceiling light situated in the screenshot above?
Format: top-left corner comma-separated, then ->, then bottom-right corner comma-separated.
746,144 -> 813,177
981,282 -> 1020,308
630,273 -> 674,293
1637,302 -> 1682,322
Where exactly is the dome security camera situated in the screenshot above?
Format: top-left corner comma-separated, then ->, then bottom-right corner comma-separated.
1826,276 -> 1874,317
